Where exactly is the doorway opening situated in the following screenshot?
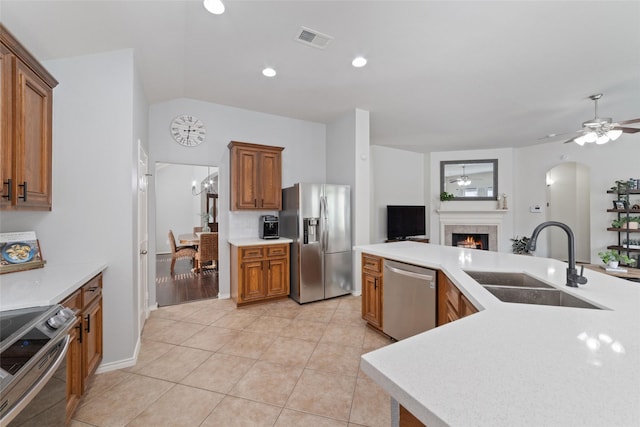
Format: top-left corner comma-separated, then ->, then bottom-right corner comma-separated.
155,162 -> 220,307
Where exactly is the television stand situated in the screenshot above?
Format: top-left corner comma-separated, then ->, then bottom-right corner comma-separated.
385,237 -> 430,243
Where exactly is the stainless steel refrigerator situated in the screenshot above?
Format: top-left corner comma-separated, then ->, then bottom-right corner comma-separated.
280,183 -> 352,303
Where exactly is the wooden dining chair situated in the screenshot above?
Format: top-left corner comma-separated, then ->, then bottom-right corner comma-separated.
168,230 -> 197,275
196,232 -> 218,273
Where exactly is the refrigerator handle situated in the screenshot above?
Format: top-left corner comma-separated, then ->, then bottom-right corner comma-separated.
320,195 -> 328,251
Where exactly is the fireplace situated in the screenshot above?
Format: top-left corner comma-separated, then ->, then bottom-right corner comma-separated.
438,208 -> 506,252
452,233 -> 489,250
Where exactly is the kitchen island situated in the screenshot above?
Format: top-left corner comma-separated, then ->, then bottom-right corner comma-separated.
356,242 -> 639,427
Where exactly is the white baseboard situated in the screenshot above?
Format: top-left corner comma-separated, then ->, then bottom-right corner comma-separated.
218,292 -> 231,299
148,302 -> 159,311
95,336 -> 141,374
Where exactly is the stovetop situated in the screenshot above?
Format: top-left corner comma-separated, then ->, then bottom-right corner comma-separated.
0,306 -> 53,343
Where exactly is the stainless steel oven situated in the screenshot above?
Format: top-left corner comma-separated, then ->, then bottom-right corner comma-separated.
0,304 -> 76,426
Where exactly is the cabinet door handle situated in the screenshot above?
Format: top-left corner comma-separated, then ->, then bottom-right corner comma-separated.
85,314 -> 91,333
18,181 -> 27,202
373,277 -> 377,290
2,178 -> 11,201
254,199 -> 257,207
87,286 -> 99,293
76,322 -> 83,344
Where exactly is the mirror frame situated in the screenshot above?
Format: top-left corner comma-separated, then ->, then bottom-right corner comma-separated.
440,159 -> 498,201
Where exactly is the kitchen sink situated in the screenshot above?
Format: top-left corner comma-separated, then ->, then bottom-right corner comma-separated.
481,285 -> 601,309
464,270 -> 601,309
464,271 -> 554,289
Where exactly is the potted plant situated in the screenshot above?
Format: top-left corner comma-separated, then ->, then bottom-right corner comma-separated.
612,217 -> 640,230
598,250 -> 636,268
510,236 -> 531,254
440,191 -> 454,201
609,179 -> 635,202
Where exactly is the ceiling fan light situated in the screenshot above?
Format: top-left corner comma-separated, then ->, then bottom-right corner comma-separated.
573,135 -> 587,146
583,132 -> 597,143
203,0 -> 225,15
596,134 -> 610,145
607,129 -> 623,141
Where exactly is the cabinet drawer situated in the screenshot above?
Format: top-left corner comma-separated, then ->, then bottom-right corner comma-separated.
82,274 -> 102,307
362,254 -> 382,274
266,244 -> 288,258
62,289 -> 82,311
241,247 -> 264,260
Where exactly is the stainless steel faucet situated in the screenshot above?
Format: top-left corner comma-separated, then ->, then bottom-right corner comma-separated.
526,221 -> 587,288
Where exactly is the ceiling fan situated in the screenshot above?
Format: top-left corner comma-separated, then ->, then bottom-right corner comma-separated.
562,94 -> 640,145
449,165 -> 471,186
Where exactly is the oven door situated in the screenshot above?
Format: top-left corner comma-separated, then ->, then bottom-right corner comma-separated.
1,335 -> 70,426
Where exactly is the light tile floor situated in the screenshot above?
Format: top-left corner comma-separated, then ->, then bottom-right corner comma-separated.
71,295 -> 394,427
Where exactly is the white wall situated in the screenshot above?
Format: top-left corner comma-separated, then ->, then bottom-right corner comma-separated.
370,146 -> 426,243
0,49 -> 144,368
326,109 -> 370,295
515,136 -> 640,263
148,98 -> 326,300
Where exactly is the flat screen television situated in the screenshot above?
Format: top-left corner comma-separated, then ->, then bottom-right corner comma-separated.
387,205 -> 426,240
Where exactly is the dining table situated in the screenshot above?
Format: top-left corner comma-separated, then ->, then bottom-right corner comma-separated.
178,233 -> 200,247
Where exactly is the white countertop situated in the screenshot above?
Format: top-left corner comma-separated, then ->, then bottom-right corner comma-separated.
357,242 -> 640,427
228,237 -> 293,247
0,262 -> 107,311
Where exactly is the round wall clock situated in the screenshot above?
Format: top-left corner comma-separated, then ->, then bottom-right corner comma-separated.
170,115 -> 206,147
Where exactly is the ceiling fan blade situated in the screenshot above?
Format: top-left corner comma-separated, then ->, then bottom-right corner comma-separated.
617,118 -> 640,125
619,127 -> 640,134
562,136 -> 579,144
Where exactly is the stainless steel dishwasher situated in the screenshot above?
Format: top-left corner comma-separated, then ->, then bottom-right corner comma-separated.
383,259 -> 436,340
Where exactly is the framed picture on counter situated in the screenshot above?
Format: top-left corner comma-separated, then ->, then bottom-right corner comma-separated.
613,200 -> 628,210
0,231 -> 45,274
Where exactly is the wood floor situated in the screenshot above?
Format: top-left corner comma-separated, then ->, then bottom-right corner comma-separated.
155,254 -> 218,307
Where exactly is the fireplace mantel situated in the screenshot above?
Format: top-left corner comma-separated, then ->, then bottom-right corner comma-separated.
436,209 -> 508,214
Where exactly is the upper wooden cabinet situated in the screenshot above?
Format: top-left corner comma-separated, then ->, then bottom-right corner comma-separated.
1,24 -> 58,210
228,141 -> 284,210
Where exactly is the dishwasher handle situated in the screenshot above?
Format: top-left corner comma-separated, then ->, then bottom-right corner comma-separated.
385,264 -> 435,287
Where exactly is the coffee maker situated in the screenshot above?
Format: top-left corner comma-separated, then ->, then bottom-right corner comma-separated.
259,215 -> 279,239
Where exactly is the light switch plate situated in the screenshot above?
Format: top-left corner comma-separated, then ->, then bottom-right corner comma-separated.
530,205 -> 543,213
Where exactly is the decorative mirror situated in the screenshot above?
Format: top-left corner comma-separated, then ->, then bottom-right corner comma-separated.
440,159 -> 498,200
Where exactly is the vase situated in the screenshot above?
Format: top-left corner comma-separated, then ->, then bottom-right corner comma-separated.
202,224 -> 211,232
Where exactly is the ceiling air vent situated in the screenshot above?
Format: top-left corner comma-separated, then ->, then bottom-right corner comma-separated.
294,26 -> 333,49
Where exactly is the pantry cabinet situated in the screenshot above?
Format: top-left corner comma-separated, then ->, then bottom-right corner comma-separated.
61,272 -> 103,420
228,141 -> 284,210
231,243 -> 290,305
0,24 -> 57,210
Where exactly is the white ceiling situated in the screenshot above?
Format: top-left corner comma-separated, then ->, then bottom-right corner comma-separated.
2,0 -> 639,153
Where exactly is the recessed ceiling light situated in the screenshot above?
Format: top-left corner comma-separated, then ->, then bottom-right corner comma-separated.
203,0 -> 225,15
262,67 -> 276,77
352,56 -> 367,68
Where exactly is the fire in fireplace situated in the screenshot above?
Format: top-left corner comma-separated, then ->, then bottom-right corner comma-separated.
452,233 -> 489,250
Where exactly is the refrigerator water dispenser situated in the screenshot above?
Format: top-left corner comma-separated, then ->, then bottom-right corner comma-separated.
303,217 -> 319,244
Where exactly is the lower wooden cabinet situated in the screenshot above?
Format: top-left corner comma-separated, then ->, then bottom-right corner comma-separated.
361,253 -> 383,330
61,272 -> 103,421
437,271 -> 478,326
231,243 -> 290,305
